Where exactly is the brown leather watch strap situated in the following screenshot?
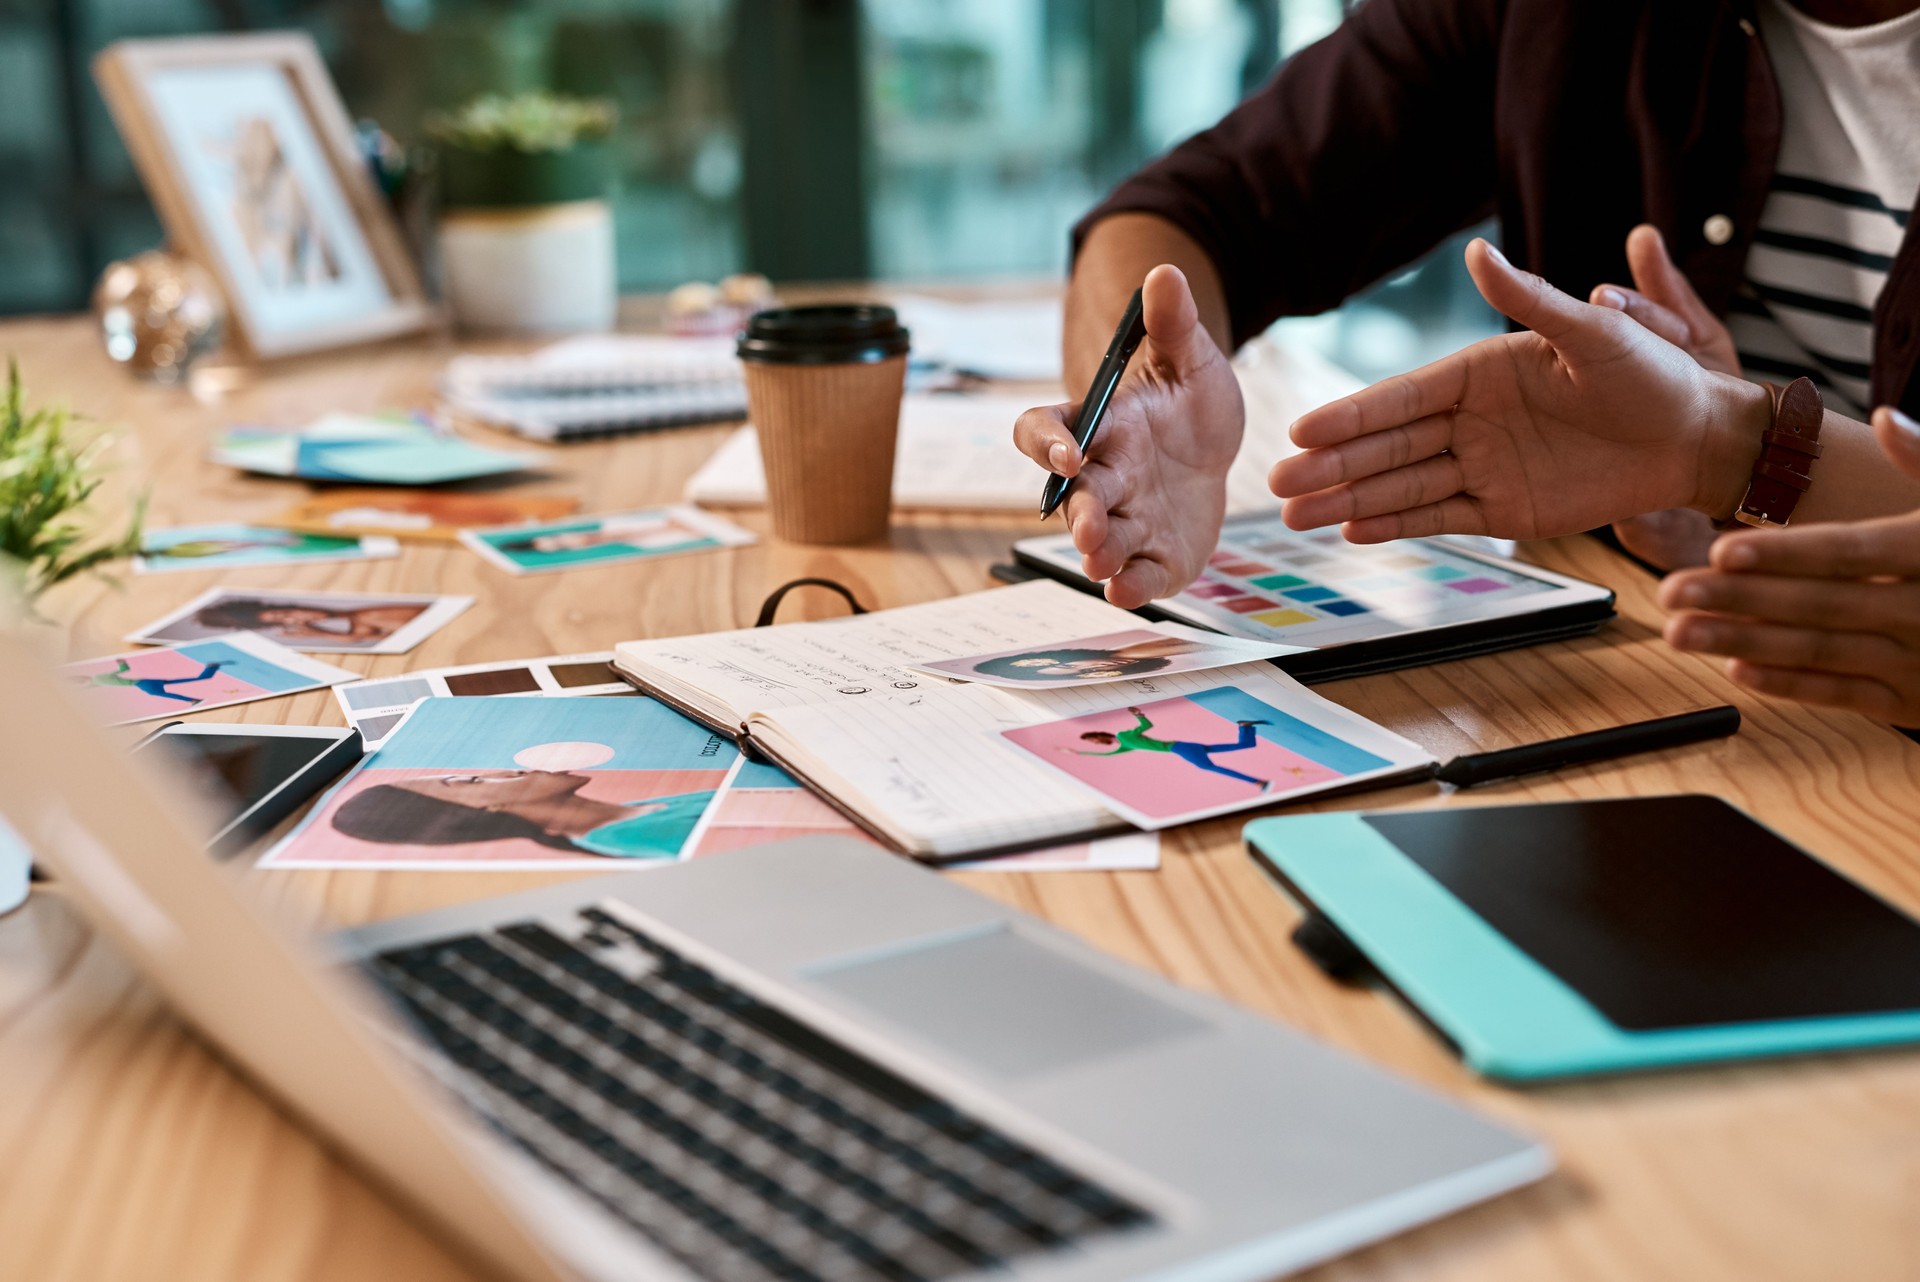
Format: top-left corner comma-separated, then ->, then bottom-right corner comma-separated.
1725,377 -> 1824,528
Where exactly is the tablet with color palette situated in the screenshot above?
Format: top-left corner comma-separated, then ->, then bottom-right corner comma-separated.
1014,514 -> 1613,681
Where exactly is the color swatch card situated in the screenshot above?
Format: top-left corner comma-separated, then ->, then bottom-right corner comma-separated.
269,489 -> 580,543
460,505 -> 754,575
333,652 -> 634,749
63,634 -> 356,726
683,758 -> 1160,872
136,523 -> 398,573
1019,513 -> 1598,649
130,588 -> 473,655
213,413 -> 545,485
260,697 -> 737,871
1000,673 -> 1431,832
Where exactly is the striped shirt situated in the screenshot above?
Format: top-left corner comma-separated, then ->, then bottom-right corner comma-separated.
1727,0 -> 1920,418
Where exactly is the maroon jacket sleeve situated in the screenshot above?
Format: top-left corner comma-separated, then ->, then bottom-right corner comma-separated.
1074,0 -> 1508,349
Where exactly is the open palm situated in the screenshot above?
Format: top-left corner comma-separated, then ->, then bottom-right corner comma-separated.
1271,240 -> 1748,543
1014,265 -> 1244,607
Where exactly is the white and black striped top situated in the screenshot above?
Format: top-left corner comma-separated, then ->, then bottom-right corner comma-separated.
1726,0 -> 1920,419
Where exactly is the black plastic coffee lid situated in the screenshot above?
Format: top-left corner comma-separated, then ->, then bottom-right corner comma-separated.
737,305 -> 910,365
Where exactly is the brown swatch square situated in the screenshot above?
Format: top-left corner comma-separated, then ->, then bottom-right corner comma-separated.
550,660 -> 618,689
445,667 -> 542,696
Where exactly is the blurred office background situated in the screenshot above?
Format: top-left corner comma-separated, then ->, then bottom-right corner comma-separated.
0,0 -> 1496,380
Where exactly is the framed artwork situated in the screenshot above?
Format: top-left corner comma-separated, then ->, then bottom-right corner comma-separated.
93,33 -> 434,359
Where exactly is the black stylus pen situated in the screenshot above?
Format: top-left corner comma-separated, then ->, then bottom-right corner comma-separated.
1432,705 -> 1742,788
1040,286 -> 1147,518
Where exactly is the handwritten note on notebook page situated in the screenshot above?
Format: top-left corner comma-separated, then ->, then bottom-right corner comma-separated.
613,581 -> 1160,729
748,663 -> 1432,858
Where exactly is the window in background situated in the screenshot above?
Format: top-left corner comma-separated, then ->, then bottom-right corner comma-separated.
4,0 -> 1495,384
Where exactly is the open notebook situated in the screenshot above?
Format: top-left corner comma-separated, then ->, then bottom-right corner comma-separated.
612,581 -> 1435,860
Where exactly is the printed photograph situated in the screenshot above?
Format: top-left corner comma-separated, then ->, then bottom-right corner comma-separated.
915,626 -> 1293,689
261,697 -> 736,869
271,489 -> 580,542
63,636 -> 349,726
684,760 -> 877,858
1001,686 -> 1397,830
460,506 -> 754,575
135,522 -> 398,573
129,588 -> 472,654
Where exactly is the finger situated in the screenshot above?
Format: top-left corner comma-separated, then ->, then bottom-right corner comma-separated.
1105,555 -> 1177,610
1661,570 -> 1920,633
1874,406 -> 1920,480
1081,509 -> 1153,583
1663,611 -> 1912,678
1624,224 -> 1718,331
1269,412 -> 1455,496
1280,453 -> 1466,531
1723,660 -> 1907,722
1465,237 -> 1620,359
1320,495 -> 1488,543
1288,362 -> 1468,451
1139,263 -> 1219,376
1013,403 -> 1082,477
1711,510 -> 1920,577
1062,470 -> 1119,553
1589,284 -> 1694,350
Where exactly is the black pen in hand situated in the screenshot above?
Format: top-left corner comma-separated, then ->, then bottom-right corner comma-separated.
1040,286 -> 1148,519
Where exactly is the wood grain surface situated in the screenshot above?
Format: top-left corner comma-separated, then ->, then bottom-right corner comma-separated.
2,308 -> 1918,1282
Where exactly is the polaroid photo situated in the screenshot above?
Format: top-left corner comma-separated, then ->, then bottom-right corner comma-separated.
62,633 -> 356,726
333,652 -> 633,749
1000,674 -> 1433,831
911,623 -> 1302,690
259,696 -> 736,871
459,504 -> 755,576
129,587 -> 473,655
269,488 -> 580,542
135,521 -> 399,573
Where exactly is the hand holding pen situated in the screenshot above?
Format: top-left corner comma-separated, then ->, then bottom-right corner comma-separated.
1011,265 -> 1246,609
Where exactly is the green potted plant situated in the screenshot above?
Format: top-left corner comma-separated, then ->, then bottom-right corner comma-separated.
427,92 -> 621,332
0,360 -> 144,619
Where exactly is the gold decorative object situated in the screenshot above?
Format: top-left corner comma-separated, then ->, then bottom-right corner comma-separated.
92,250 -> 225,383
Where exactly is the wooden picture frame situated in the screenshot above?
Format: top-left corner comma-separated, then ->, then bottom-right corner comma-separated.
94,33 -> 436,361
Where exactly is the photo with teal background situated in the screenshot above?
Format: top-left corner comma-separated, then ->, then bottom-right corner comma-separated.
1186,687 -> 1392,774
372,695 -> 731,769
472,517 -> 718,571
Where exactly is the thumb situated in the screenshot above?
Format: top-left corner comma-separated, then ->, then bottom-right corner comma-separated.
1872,406 -> 1920,479
1139,262 -> 1218,374
1465,238 -> 1617,359
1590,283 -> 1695,350
1625,224 -> 1716,329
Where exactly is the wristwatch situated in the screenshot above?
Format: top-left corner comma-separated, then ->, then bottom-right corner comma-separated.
1719,376 -> 1825,529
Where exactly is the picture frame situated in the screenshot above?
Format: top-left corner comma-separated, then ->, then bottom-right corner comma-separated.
93,32 -> 435,360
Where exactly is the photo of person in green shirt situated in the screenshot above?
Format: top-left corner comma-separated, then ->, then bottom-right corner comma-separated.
329,767 -> 715,860
1068,705 -> 1276,791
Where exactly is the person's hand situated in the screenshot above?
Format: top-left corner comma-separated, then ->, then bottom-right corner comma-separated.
1659,408 -> 1920,726
1013,264 -> 1244,608
1269,238 -> 1769,542
1590,224 -> 1741,568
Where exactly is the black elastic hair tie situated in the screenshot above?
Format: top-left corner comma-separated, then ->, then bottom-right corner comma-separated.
753,578 -> 872,628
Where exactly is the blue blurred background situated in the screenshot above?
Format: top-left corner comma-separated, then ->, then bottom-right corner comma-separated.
1,0 -> 1497,379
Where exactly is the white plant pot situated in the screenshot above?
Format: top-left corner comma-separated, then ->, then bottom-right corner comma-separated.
440,199 -> 617,333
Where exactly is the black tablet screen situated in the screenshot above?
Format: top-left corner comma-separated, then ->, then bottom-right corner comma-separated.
148,732 -> 333,814
1363,797 -> 1920,1031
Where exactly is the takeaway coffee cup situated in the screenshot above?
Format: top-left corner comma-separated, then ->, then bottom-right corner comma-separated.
736,305 -> 910,545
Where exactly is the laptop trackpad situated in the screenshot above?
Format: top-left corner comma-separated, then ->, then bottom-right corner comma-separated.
807,925 -> 1205,1080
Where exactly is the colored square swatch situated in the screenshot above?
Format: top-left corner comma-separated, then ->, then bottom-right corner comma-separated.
1282,585 -> 1339,602
1250,608 -> 1317,627
1415,564 -> 1467,582
1447,577 -> 1508,594
1251,573 -> 1311,591
1221,595 -> 1278,613
1319,599 -> 1371,616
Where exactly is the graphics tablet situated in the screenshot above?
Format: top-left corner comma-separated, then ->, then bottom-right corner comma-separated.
1245,796 -> 1920,1080
1013,513 -> 1615,681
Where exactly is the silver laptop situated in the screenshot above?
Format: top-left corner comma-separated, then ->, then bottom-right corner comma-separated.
0,625 -> 1549,1282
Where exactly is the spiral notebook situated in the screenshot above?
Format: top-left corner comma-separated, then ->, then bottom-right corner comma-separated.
441,335 -> 747,441
611,581 -> 1434,860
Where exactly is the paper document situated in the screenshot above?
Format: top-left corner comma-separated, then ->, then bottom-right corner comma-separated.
891,296 -> 1064,381
686,393 -> 1054,512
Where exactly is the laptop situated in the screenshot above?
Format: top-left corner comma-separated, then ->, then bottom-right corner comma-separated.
0,624 -> 1550,1282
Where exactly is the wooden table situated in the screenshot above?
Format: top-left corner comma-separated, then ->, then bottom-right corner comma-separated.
3,310 -> 1918,1282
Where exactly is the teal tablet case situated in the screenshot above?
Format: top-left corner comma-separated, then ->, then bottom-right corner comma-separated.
1244,812 -> 1920,1081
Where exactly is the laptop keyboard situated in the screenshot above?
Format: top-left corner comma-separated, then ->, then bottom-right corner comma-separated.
369,905 -> 1155,1282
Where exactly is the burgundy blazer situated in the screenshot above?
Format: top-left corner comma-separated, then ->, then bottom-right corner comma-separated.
1076,0 -> 1920,413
